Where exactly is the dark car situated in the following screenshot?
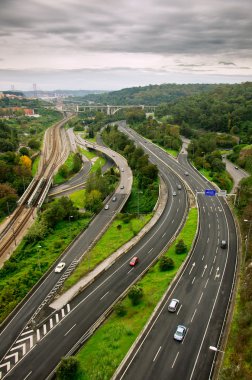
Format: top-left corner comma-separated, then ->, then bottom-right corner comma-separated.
220,240 -> 227,248
129,256 -> 139,266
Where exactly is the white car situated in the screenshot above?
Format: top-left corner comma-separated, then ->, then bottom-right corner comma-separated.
105,204 -> 109,210
54,262 -> 66,273
168,299 -> 179,312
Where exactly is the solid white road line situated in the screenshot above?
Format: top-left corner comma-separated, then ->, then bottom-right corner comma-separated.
153,346 -> 162,362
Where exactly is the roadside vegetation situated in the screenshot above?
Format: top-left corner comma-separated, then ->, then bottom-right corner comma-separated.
54,152 -> 82,185
219,170 -> 252,379
61,207 -> 197,379
0,107 -> 62,219
0,197 -> 90,324
62,213 -> 152,291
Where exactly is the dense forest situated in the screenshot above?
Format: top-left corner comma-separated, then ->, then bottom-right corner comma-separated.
82,83 -> 217,105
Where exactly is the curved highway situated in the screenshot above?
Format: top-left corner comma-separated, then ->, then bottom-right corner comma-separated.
115,123 -> 238,380
0,131 -> 187,379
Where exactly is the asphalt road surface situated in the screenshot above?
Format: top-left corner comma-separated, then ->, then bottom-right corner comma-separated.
115,124 -> 238,380
0,131 -> 187,379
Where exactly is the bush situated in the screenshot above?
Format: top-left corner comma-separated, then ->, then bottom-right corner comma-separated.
56,357 -> 81,380
114,303 -> 127,317
159,256 -> 175,271
128,285 -> 143,305
175,239 -> 187,254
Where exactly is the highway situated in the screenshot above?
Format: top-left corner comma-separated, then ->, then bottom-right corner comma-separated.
114,124 -> 238,380
0,128 -> 187,379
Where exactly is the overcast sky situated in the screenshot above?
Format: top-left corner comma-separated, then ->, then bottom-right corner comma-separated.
0,0 -> 252,91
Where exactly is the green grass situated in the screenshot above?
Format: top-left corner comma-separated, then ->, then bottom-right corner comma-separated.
75,207 -> 198,379
63,214 -> 152,291
32,156 -> 40,177
90,157 -> 106,173
166,148 -> 178,157
79,148 -> 97,160
0,216 -> 91,324
53,153 -> 76,184
69,189 -> 86,209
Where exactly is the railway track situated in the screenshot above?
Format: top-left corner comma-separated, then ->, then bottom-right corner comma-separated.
0,116 -> 72,261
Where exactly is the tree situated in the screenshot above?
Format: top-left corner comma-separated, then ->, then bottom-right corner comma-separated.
20,155 -> 32,171
128,285 -> 143,305
28,139 -> 40,150
159,256 -> 175,271
56,357 -> 80,380
85,189 -> 103,212
19,147 -> 30,156
175,239 -> 187,254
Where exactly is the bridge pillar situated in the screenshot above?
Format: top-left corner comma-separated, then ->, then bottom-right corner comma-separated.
76,105 -> 79,113
107,106 -> 111,115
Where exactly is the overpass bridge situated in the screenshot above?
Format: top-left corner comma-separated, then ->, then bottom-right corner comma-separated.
63,104 -> 157,115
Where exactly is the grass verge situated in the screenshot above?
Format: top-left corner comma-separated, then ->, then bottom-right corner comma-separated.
90,157 -> 106,173
74,207 -> 198,379
32,156 -> 40,177
62,213 -> 152,291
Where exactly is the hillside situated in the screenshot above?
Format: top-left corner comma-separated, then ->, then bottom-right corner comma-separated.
82,83 -> 217,105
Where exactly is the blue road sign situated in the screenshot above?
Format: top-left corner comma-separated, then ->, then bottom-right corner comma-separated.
205,189 -> 216,196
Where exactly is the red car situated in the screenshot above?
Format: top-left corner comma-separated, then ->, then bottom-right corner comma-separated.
130,256 -> 139,266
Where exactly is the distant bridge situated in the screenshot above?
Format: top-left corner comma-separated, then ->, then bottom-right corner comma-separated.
74,104 -> 157,115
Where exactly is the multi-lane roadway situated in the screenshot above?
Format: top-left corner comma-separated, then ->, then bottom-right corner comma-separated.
115,123 -> 238,380
0,122 -> 238,380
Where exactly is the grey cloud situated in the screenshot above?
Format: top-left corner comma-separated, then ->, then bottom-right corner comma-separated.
1,0 -> 251,57
219,62 -> 236,66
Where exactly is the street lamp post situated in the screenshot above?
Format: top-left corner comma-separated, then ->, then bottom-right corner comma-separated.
244,219 -> 252,264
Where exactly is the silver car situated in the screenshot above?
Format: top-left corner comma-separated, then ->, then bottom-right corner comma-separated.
174,325 -> 187,341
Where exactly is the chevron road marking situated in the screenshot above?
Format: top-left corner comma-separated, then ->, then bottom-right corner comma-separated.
36,329 -> 41,342
16,335 -> 33,347
56,313 -> 59,323
67,304 -> 70,312
5,352 -> 18,363
43,324 -> 47,335
0,362 -> 10,372
20,329 -> 33,336
61,309 -> 65,318
10,343 -> 26,356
